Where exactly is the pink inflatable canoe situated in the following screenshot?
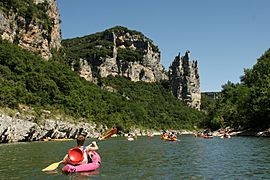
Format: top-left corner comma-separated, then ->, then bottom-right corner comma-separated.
62,151 -> 101,173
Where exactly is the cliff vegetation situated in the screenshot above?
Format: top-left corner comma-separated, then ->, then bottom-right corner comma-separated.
0,0 -> 52,32
0,40 -> 204,131
61,26 -> 160,75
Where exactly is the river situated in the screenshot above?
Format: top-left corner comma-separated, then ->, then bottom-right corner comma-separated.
1,135 -> 270,179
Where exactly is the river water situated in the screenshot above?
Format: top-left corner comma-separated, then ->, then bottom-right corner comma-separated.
1,135 -> 270,179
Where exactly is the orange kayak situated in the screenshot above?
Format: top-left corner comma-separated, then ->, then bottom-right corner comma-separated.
161,135 -> 177,141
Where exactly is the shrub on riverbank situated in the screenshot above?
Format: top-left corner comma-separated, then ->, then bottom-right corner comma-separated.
202,48 -> 270,130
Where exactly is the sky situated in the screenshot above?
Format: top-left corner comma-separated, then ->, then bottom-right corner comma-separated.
57,0 -> 270,92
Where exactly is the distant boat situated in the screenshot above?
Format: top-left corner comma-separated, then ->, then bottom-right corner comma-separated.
202,135 -> 213,139
220,134 -> 231,139
127,133 -> 135,141
161,134 -> 177,141
127,137 -> 134,141
43,138 -> 73,142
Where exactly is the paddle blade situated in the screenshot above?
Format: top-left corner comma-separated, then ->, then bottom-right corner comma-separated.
101,128 -> 118,140
42,161 -> 62,172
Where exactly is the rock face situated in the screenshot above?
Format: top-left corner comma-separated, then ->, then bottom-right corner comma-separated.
169,50 -> 201,109
0,0 -> 61,60
63,27 -> 201,109
64,26 -> 168,83
0,114 -> 101,143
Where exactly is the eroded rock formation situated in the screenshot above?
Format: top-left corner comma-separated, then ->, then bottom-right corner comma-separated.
169,50 -> 201,109
0,0 -> 61,60
64,27 -> 168,83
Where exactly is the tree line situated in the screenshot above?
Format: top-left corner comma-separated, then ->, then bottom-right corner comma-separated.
201,48 -> 270,131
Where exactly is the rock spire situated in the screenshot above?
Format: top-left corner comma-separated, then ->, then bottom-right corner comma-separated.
169,50 -> 201,109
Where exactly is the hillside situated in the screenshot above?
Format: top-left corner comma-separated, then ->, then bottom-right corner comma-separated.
61,26 -> 201,109
0,39 -> 205,132
0,0 -> 201,111
61,26 -> 167,83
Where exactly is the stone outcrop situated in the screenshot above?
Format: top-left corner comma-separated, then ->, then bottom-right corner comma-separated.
79,59 -> 93,81
169,50 -> 201,109
0,0 -> 61,60
0,114 -> 101,143
64,27 -> 202,109
68,27 -> 168,83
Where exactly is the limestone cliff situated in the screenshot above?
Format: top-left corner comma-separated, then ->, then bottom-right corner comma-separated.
169,50 -> 201,109
63,27 -> 201,109
63,26 -> 168,82
0,0 -> 61,60
0,0 -> 200,109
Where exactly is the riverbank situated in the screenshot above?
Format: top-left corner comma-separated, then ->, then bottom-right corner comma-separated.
0,111 -> 196,143
229,129 -> 270,137
210,128 -> 270,138
1,110 -> 269,143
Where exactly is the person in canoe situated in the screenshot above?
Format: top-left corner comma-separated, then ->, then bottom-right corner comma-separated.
127,133 -> 136,141
161,132 -> 167,139
221,129 -> 231,138
169,132 -> 177,139
62,134 -> 99,165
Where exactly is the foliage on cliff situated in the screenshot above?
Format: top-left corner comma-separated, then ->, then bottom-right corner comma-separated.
61,30 -> 114,67
201,48 -> 270,130
0,0 -> 52,32
61,26 -> 159,67
0,40 -> 204,131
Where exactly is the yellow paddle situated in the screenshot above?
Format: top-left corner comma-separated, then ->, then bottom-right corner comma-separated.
42,128 -> 118,172
42,161 -> 63,172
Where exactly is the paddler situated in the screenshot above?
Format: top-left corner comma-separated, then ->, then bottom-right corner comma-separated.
62,134 -> 99,165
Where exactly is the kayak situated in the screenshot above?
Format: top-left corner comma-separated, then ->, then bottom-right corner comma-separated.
62,151 -> 101,173
161,135 -> 177,141
220,135 -> 231,139
202,135 -> 213,139
43,138 -> 73,142
127,137 -> 134,141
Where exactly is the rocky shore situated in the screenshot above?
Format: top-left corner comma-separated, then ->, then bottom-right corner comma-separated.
0,112 -> 195,143
2,111 -> 269,144
229,129 -> 270,137
0,114 -> 101,143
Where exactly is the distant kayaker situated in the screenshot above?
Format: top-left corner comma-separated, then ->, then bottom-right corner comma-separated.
62,134 -> 99,165
169,132 -> 177,139
223,129 -> 231,138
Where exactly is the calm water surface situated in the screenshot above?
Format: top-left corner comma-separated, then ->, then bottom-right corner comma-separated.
1,135 -> 270,179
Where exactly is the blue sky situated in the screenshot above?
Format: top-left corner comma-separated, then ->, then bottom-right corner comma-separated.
57,0 -> 270,92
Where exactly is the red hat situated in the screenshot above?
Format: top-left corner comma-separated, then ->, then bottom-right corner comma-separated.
68,147 -> 84,164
